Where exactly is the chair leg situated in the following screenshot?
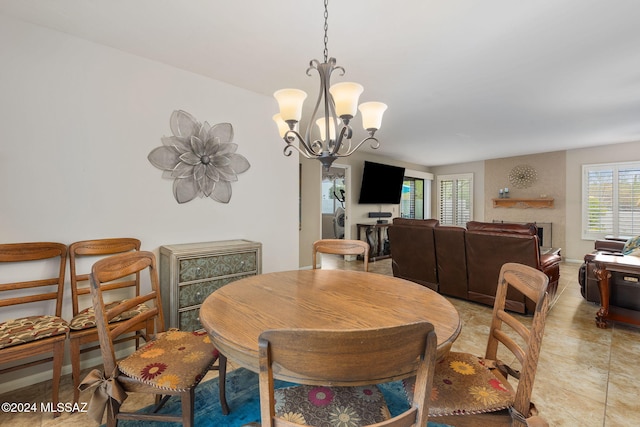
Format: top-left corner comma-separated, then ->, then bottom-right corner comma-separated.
69,337 -> 81,405
219,353 -> 230,415
107,399 -> 120,427
52,340 -> 64,418
181,388 -> 195,427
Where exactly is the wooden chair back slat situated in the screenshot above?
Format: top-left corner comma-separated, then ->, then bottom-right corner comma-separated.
259,321 -> 437,427
312,239 -> 370,271
484,262 -> 550,420
69,238 -> 141,316
89,251 -> 165,375
0,242 -> 67,318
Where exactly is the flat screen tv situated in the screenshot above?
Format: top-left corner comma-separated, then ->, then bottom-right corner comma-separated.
358,161 -> 405,204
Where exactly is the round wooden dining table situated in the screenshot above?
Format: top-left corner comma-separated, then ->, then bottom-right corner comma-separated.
199,269 -> 462,373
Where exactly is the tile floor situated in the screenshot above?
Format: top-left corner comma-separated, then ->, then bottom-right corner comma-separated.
1,258 -> 639,426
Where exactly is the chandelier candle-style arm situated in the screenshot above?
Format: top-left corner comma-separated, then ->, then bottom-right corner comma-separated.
272,0 -> 387,170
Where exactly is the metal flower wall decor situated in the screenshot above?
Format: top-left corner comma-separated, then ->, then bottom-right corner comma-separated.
148,110 -> 250,204
509,164 -> 537,189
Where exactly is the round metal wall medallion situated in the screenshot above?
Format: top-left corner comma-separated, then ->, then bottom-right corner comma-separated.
509,164 -> 537,189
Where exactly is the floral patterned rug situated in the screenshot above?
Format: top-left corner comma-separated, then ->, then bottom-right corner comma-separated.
114,367 -> 452,427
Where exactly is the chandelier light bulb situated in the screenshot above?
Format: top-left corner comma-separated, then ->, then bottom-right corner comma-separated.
316,117 -> 337,141
329,82 -> 364,119
272,114 -> 290,138
273,88 -> 307,122
358,102 -> 388,132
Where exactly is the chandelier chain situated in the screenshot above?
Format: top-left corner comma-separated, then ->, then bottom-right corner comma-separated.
323,0 -> 329,63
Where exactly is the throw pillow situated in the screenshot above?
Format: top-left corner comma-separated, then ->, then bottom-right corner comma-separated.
623,236 -> 640,257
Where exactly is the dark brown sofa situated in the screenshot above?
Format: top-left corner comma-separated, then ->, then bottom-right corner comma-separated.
388,219 -> 562,314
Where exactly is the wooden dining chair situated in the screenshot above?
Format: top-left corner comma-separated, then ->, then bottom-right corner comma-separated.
312,239 -> 370,271
404,262 -> 551,426
82,251 -> 227,427
0,242 -> 69,418
68,238 -> 152,404
257,321 -> 437,427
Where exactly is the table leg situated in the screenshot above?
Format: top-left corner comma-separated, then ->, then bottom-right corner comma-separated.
594,262 -> 611,328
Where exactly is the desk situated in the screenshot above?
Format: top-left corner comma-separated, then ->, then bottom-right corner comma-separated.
356,223 -> 391,261
200,269 -> 461,374
593,253 -> 640,328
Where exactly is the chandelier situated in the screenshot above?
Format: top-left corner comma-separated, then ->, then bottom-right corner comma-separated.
272,0 -> 387,170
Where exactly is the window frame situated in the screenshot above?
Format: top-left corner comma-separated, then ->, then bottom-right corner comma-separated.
436,173 -> 473,226
582,161 -> 640,240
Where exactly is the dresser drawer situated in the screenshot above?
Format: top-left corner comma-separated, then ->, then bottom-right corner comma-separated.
178,251 -> 257,282
178,273 -> 254,308
178,308 -> 202,332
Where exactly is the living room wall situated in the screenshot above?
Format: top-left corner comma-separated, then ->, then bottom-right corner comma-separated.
566,140 -> 640,260
0,15 -> 299,391
430,141 -> 640,262
484,151 -> 566,252
299,151 -> 430,268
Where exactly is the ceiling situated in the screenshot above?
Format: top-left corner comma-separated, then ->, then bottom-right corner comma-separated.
2,0 -> 640,166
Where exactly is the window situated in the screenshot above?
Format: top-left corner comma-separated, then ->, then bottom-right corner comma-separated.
582,162 -> 640,239
321,174 -> 345,214
437,173 -> 473,226
400,177 -> 424,219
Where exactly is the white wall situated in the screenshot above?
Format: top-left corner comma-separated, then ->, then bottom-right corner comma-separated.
565,140 -> 640,261
0,15 -> 299,391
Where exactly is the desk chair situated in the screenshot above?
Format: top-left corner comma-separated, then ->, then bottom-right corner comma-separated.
404,263 -> 551,426
0,242 -> 68,418
312,239 -> 370,271
257,322 -> 437,427
82,251 -> 226,427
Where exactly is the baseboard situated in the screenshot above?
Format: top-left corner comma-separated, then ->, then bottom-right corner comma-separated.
0,346 -> 133,395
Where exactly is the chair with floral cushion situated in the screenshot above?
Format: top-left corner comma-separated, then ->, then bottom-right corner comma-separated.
81,250 -> 224,427
312,239 -> 370,271
404,262 -> 551,426
0,242 -> 69,418
257,321 -> 438,427
68,238 -> 154,405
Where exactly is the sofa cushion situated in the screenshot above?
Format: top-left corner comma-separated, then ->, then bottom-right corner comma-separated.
392,218 -> 439,228
389,218 -> 439,289
467,221 -> 536,236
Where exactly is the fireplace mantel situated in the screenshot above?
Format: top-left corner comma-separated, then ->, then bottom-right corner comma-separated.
492,198 -> 554,209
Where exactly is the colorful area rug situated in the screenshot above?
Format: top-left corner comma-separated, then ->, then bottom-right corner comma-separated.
115,367 -> 452,427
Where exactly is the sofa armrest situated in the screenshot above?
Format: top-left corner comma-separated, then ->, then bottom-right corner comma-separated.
594,239 -> 625,253
540,253 -> 562,270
